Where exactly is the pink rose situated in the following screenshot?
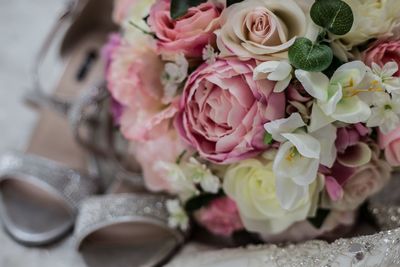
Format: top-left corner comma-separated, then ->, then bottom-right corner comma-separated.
148,0 -> 222,58
176,59 -> 286,164
379,126 -> 400,166
106,36 -> 178,142
363,40 -> 400,76
331,153 -> 392,211
133,130 -> 187,192
216,0 -> 315,60
195,197 -> 243,237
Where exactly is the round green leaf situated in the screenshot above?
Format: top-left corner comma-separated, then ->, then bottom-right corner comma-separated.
289,37 -> 333,72
310,0 -> 354,35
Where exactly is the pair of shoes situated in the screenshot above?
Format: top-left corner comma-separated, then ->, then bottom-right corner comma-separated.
0,0 -> 186,266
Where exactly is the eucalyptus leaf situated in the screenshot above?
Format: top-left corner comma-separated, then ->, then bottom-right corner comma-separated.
171,0 -> 207,19
289,37 -> 333,72
227,0 -> 243,6
310,0 -> 354,35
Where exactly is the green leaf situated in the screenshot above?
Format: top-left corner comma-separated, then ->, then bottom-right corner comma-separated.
289,37 -> 333,72
263,132 -> 273,145
227,0 -> 243,6
308,208 -> 330,228
171,0 -> 207,20
310,0 -> 354,35
184,192 -> 223,213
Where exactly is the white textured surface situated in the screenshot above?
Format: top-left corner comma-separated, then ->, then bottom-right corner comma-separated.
0,0 -> 86,266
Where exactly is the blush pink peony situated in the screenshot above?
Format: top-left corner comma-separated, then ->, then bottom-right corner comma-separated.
106,36 -> 178,142
363,39 -> 400,76
148,0 -> 222,58
175,58 -> 286,164
379,126 -> 400,166
195,197 -> 243,237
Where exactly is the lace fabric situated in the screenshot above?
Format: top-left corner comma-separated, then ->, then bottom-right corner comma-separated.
167,228 -> 400,267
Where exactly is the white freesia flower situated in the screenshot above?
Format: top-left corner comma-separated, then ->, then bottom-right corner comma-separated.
370,62 -> 400,94
264,113 -> 337,209
367,93 -> 400,134
253,61 -> 293,92
166,199 -> 189,231
295,61 -> 372,132
202,44 -> 219,65
161,53 -> 189,103
185,158 -> 220,194
155,161 -> 198,201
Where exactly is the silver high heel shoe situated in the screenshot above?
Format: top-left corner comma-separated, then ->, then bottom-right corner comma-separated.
0,0 -> 116,246
74,179 -> 187,267
0,152 -> 98,245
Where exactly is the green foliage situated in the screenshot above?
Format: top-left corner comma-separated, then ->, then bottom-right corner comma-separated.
289,0 -> 353,72
310,0 -> 354,35
170,0 -> 207,19
263,132 -> 273,145
289,38 -> 333,72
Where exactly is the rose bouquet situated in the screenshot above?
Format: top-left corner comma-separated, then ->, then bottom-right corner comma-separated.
105,0 -> 400,241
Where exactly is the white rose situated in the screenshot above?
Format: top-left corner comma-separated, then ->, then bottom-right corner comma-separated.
223,159 -> 323,235
216,0 -> 319,61
330,0 -> 400,61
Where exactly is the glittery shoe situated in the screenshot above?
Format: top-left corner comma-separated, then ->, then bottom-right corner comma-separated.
74,180 -> 186,267
0,152 -> 98,245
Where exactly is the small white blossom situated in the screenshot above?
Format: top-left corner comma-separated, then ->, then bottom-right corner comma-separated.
154,161 -> 198,201
370,62 -> 400,94
161,53 -> 189,103
202,44 -> 218,65
253,60 -> 293,92
166,199 -> 189,231
367,93 -> 400,134
186,157 -> 220,193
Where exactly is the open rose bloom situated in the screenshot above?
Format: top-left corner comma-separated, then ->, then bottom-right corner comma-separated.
105,0 -> 400,243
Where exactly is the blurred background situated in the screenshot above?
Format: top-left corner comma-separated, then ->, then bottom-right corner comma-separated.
0,0 -> 86,265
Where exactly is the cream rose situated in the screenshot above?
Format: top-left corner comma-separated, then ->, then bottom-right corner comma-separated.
332,152 -> 392,211
216,0 -> 318,60
223,158 -> 323,235
330,0 -> 400,61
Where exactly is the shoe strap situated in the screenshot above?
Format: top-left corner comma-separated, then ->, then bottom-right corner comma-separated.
0,151 -> 99,211
75,193 -> 186,249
